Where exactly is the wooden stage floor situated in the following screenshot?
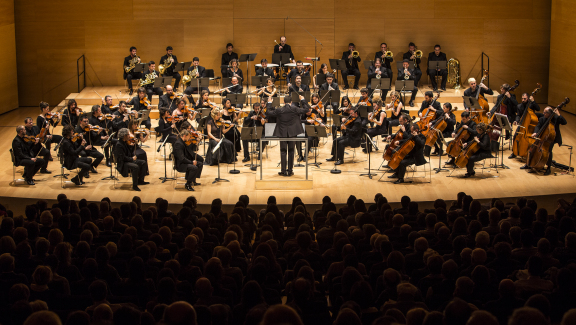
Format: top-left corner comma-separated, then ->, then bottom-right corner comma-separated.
1,88 -> 575,206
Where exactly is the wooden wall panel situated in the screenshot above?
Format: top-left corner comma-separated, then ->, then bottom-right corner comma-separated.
134,0 -> 233,19
434,0 -> 533,19
233,0 -> 334,19
0,0 -> 18,114
0,0 -> 14,26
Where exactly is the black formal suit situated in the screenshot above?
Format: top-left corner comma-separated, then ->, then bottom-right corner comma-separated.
367,65 -> 390,99
242,111 -> 267,159
59,137 -> 92,180
331,117 -> 362,161
463,86 -> 494,109
425,112 -> 457,156
419,99 -> 441,116
159,54 -> 181,88
185,65 -> 208,94
221,52 -> 238,75
25,126 -> 50,170
114,139 -> 147,186
156,118 -> 177,145
375,51 -> 394,77
341,51 -> 361,88
101,104 -> 113,114
74,125 -> 104,168
397,67 -> 418,102
515,101 -> 541,123
112,111 -> 129,135
127,96 -> 152,130
427,52 -> 448,89
256,67 -> 275,81
446,120 -> 477,159
534,114 -> 568,167
123,55 -> 142,90
12,135 -> 46,181
265,99 -> 310,173
36,115 -> 62,152
140,69 -> 163,101
274,44 -> 294,60
490,93 -> 518,140
403,51 -> 423,86
395,133 -> 426,179
465,132 -> 493,173
173,138 -> 203,184
159,93 -> 178,112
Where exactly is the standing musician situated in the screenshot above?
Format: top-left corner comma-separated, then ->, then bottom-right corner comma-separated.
488,83 -> 518,141
156,108 -> 177,146
524,106 -> 567,175
75,114 -> 104,174
265,95 -> 310,176
140,61 -> 163,101
461,122 -> 492,178
419,91 -> 440,118
101,95 -> 115,114
24,118 -> 51,174
425,102 -> 456,156
221,43 -> 238,76
256,59 -> 275,80
341,43 -> 361,90
89,105 -> 113,166
427,45 -> 448,91
123,46 -> 141,96
509,93 -> 541,159
38,101 -> 63,154
256,78 -> 277,100
114,128 -> 149,191
288,75 -> 310,95
224,59 -> 244,84
364,99 -> 387,153
274,36 -> 295,63
159,85 -> 180,112
127,87 -> 152,130
242,102 -> 267,162
185,57 -> 208,94
403,42 -> 422,88
287,61 -> 310,89
445,111 -> 477,166
112,101 -> 131,136
387,123 -> 426,184
320,73 -> 340,112
205,109 -> 237,166
159,46 -> 181,89
173,130 -> 203,191
313,63 -> 329,89
327,109 -> 362,165
367,58 -> 389,99
385,91 -> 405,127
463,77 -> 493,109
12,125 -> 46,185
62,99 -> 81,128
60,125 -> 92,186
375,43 -> 394,80
397,59 -> 418,107
220,76 -> 243,99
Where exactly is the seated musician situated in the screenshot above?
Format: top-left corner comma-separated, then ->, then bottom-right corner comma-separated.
159,85 -> 180,112
220,76 -> 243,98
287,61 -> 310,88
310,94 -> 327,125
224,59 -> 244,84
112,101 -> 131,136
332,96 -> 353,140
12,125 -> 47,185
123,46 -> 141,96
364,99 -> 387,153
427,45 -> 448,91
195,90 -> 216,110
375,42 -> 394,80
445,111 -> 476,166
425,102 -> 456,156
186,57 -> 208,94
387,123 -> 426,184
173,130 -> 203,191
101,95 -> 115,114
89,105 -> 113,166
242,102 -> 267,162
256,59 -> 275,81
385,91 -> 405,127
397,59 -> 418,107
140,61 -> 163,101
357,88 -> 372,128
179,121 -> 205,168
172,99 -> 195,131
461,122 -> 492,178
385,113 -> 411,150
38,101 -> 63,154
341,43 -> 361,90
256,78 -> 277,100
221,43 -> 238,76
62,99 -> 81,128
288,75 -> 310,95
313,63 -> 329,89
60,125 -> 92,186
326,109 -> 362,165
24,118 -> 51,174
128,120 -> 150,175
114,128 -> 149,191
156,108 -> 177,149
205,109 -> 237,166
75,114 -> 104,173
419,91 -> 440,118
159,46 -> 181,89
509,93 -> 541,159
367,58 -> 389,99
523,106 -> 567,175
402,42 -> 422,87
463,77 -> 493,110
127,87 -> 152,129
319,73 -> 339,112
487,83 -> 518,141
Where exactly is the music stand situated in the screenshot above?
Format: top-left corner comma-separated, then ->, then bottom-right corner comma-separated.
101,132 -> 118,181
305,125 -> 327,168
329,59 -> 347,87
239,53 -> 257,102
433,130 -> 450,174
158,135 -> 175,183
221,77 -> 234,88
153,76 -> 172,89
315,73 -> 326,88
267,97 -> 281,107
291,91 -> 311,103
356,105 -> 373,119
331,115 -> 342,174
371,78 -> 391,92
190,78 -> 210,94
319,89 -> 341,107
251,76 -> 267,88
429,60 -> 447,91
241,126 -> 263,171
395,80 -> 415,105
360,133 -> 378,179
133,63 -> 149,74
272,53 -> 292,94
363,60 -> 374,70
212,138 -> 229,184
227,94 -> 247,107
494,113 -> 512,169
290,75 -> 311,86
396,62 -> 415,70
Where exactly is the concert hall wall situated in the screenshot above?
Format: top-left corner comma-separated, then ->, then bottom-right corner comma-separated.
0,0 -> 18,114
549,0 -> 576,114
15,0 -> 551,108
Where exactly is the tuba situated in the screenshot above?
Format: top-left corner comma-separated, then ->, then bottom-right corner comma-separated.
448,58 -> 461,90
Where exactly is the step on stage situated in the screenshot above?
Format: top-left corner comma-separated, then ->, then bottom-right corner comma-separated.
1,87 -> 575,206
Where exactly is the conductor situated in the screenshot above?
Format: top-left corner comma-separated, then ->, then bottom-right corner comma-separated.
265,95 -> 310,176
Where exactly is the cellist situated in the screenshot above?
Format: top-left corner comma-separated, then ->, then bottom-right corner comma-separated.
445,111 -> 477,166
418,91 -> 441,119
524,106 -> 567,175
463,78 -> 493,110
509,93 -> 541,159
461,123 -> 492,178
387,123 -> 426,184
425,102 -> 456,157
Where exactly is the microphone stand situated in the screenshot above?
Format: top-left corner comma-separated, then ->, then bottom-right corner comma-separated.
360,133 -> 377,179
433,129 -> 449,173
158,134 -> 175,183
101,132 -> 118,180
331,126 -> 342,174
229,121 -> 240,174
53,136 -> 68,179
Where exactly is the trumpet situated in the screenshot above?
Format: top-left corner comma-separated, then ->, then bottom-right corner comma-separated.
404,68 -> 409,80
375,67 -> 381,79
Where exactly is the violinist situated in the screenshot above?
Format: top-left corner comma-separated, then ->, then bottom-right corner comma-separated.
37,101 -> 63,154
140,61 -> 163,101
62,99 -> 81,128
90,105 -> 113,166
320,73 -> 340,111
173,130 -> 203,191
75,115 -> 104,173
256,77 -> 277,100
488,83 -> 519,140
221,98 -> 242,153
160,46 -> 181,89
524,106 -> 567,175
463,77 -> 493,110
299,103 -> 324,159
313,63 -> 329,89
24,117 -> 51,174
185,57 -> 208,94
387,123 -> 426,184
287,61 -> 310,89
127,87 -> 152,129
402,42 -> 421,86
375,43 -> 393,80
461,122 -> 492,178
195,90 -> 216,110
331,96 -> 353,140
12,125 -> 46,185
60,125 -> 92,186
385,91 -> 405,127
242,103 -> 267,162
205,109 -> 237,166
425,102 -> 456,156
256,59 -> 275,80
357,88 -> 373,127
180,121 -> 204,163
364,100 -> 387,153
445,111 -> 477,166
114,128 -> 149,191
101,95 -> 115,114
159,85 -> 180,112
327,108 -> 362,165
224,59 -> 244,84
419,91 -> 441,118
397,59 -> 418,107
310,94 -> 327,124
172,98 -> 196,130
157,108 -> 177,146
128,119 -> 150,175
112,101 -> 131,135
221,43 -> 238,76
123,46 -> 142,96
341,43 -> 361,90
367,58 -> 389,99
509,93 -> 541,159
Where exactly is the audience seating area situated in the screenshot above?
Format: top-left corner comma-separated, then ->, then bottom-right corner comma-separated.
1,192 -> 576,325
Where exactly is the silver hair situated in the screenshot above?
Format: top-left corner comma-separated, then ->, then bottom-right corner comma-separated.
118,128 -> 129,139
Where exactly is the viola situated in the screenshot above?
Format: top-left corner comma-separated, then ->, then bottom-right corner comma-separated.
512,83 -> 542,157
488,79 -> 519,141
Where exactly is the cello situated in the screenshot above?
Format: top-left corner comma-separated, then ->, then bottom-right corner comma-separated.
383,123 -> 406,161
454,124 -> 492,168
488,80 -> 519,141
425,107 -> 458,147
416,92 -> 440,135
446,118 -> 473,158
388,129 -> 421,170
512,83 -> 542,157
527,98 -> 570,169
469,71 -> 490,124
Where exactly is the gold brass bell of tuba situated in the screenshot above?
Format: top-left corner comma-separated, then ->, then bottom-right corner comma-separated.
448,58 -> 461,90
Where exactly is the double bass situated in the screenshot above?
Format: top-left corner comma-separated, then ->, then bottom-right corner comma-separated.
488,80 -> 519,141
527,98 -> 570,169
425,107 -> 458,147
416,92 -> 440,135
454,125 -> 493,168
512,84 -> 542,157
470,71 -> 490,124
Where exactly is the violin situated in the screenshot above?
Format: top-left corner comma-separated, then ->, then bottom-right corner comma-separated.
22,135 -> 38,143
71,133 -> 83,142
98,114 -> 114,120
185,130 -> 203,145
169,93 -> 184,100
215,120 -> 232,127
357,97 -> 372,107
140,97 -> 150,109
84,124 -> 103,133
166,116 -> 185,123
342,115 -> 357,130
134,128 -> 147,136
127,134 -> 137,145
37,126 -> 48,142
311,101 -> 324,111
45,112 -> 61,120
387,98 -> 401,117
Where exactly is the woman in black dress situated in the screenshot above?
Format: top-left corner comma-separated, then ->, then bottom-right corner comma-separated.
221,98 -> 242,153
205,109 -> 237,166
364,99 -> 388,153
172,98 -> 196,130
257,77 -> 277,100
313,63 -> 329,89
157,108 -> 177,145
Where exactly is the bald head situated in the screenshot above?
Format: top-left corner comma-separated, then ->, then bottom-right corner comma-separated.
24,311 -> 62,325
163,301 -> 197,325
